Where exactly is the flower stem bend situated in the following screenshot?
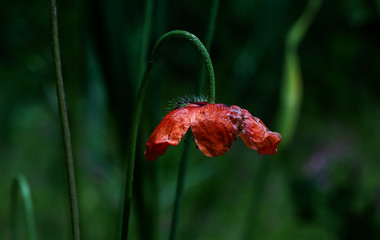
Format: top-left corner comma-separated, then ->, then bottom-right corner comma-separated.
120,30 -> 215,240
150,30 -> 216,103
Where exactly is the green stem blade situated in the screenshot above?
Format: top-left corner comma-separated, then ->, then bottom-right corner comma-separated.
138,0 -> 155,81
120,30 -> 215,240
10,174 -> 37,240
48,0 -> 80,239
198,0 -> 220,94
170,2 -> 220,239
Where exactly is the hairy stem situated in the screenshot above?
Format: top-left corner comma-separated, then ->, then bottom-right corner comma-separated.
10,175 -> 37,240
120,30 -> 215,240
48,0 -> 80,239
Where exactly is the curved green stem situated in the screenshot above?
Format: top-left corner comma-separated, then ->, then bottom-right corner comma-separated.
150,30 -> 216,103
10,174 -> 37,240
48,0 -> 80,239
120,30 -> 215,240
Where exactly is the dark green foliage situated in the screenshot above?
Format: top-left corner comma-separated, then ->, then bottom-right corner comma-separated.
1,0 -> 380,239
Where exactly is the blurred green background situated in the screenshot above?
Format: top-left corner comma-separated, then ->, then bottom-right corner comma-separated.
1,0 -> 380,239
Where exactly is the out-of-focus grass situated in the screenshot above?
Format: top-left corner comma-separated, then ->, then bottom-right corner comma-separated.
11,174 -> 37,240
276,0 -> 323,146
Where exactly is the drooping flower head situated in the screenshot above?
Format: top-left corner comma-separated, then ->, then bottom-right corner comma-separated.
145,102 -> 281,161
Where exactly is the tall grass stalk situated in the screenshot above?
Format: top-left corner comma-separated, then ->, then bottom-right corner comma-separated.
135,0 -> 156,238
169,2 -> 219,239
138,0 -> 154,81
48,0 -> 80,239
198,0 -> 220,94
10,174 -> 37,240
168,137 -> 191,240
241,1 -> 323,239
120,30 -> 215,240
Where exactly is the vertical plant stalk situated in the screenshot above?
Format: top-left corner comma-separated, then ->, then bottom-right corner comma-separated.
241,159 -> 273,240
198,0 -> 220,93
170,3 -> 219,239
241,1 -> 323,239
204,0 -> 219,49
135,0 -> 156,239
120,30 -> 215,240
276,0 -> 323,146
48,0 -> 80,239
138,0 -> 154,80
168,137 -> 191,240
10,174 -> 37,240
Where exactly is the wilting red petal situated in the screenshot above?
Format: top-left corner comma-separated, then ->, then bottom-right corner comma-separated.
239,108 -> 281,155
145,102 -> 281,160
145,107 -> 195,161
191,104 -> 243,157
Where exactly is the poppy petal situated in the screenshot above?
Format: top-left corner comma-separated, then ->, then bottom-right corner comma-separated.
240,109 -> 281,155
191,104 -> 243,157
145,107 -> 194,161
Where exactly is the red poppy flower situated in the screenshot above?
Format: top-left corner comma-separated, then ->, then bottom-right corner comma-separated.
145,102 -> 281,161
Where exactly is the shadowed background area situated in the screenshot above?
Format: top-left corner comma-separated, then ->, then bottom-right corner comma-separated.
1,0 -> 380,239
